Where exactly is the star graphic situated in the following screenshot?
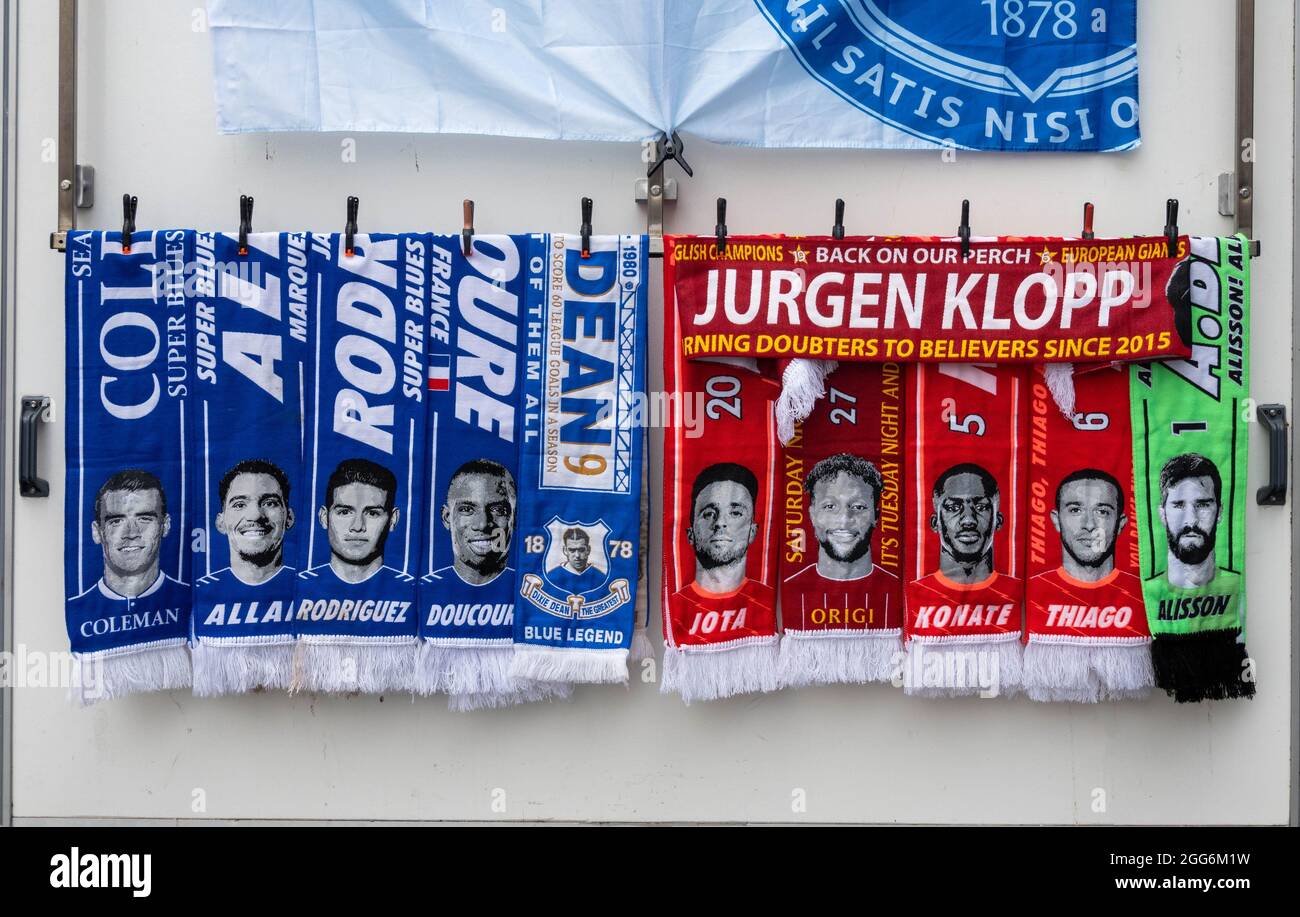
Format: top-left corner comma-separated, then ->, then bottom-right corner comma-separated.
792,245 -> 809,264
1037,247 -> 1057,265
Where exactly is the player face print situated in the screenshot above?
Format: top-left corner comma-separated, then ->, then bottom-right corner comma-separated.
1160,475 -> 1220,566
688,479 -> 758,570
320,481 -> 398,567
93,486 -> 170,584
1053,477 -> 1125,570
810,470 -> 877,566
932,471 -> 1001,567
442,470 -> 515,577
563,535 -> 591,572
217,471 -> 293,566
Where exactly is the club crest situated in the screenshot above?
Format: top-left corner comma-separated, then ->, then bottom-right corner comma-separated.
519,517 -> 631,620
757,0 -> 1140,150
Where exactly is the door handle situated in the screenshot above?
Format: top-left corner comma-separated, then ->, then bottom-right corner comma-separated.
19,396 -> 51,498
1256,403 -> 1287,506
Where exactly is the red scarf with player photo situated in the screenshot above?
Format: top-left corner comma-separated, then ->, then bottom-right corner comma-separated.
661,248 -> 782,703
778,362 -> 905,687
1023,366 -> 1153,701
904,363 -> 1028,697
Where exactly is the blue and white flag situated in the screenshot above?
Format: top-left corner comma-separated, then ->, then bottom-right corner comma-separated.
297,233 -> 428,693
208,0 -> 1138,151
191,232 -> 312,696
510,234 -> 649,684
64,230 -> 194,703
417,235 -> 569,709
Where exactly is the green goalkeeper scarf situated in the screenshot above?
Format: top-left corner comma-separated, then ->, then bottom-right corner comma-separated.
1130,235 -> 1254,702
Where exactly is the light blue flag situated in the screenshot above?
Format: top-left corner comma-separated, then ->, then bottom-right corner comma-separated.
208,0 -> 1139,151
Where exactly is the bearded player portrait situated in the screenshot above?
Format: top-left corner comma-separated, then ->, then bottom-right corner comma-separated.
673,461 -> 776,633
783,452 -> 898,626
1158,453 -> 1239,592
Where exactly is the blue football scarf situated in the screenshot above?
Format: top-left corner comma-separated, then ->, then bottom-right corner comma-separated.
417,235 -> 570,710
296,233 -> 427,693
64,229 -> 193,703
190,232 -> 312,695
508,234 -> 649,685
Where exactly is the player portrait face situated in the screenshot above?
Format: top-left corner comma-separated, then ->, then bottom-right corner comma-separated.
563,536 -> 591,572
320,481 -> 398,566
442,471 -> 514,575
1052,477 -> 1125,569
216,472 -> 293,566
92,487 -> 170,579
931,472 -> 1001,564
688,479 -> 758,569
810,471 -> 876,564
1159,475 -> 1220,565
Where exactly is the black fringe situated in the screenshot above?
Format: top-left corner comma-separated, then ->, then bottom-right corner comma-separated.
1152,631 -> 1255,703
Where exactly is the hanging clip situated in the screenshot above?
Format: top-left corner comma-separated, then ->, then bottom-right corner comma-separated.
832,198 -> 845,240
1081,201 -> 1095,240
238,194 -> 254,255
715,198 -> 728,254
1164,198 -> 1179,257
462,199 -> 475,257
647,131 -> 694,178
580,197 -> 593,259
958,198 -> 971,260
121,193 -> 138,253
344,195 -> 359,257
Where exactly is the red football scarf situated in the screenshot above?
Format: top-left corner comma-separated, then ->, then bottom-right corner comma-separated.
662,244 -> 782,703
904,363 -> 1028,697
778,362 -> 905,686
1023,366 -> 1153,702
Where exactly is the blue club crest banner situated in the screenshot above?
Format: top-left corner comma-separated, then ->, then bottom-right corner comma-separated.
208,0 -> 1138,151
64,230 -> 194,703
190,232 -> 312,696
510,234 -> 649,684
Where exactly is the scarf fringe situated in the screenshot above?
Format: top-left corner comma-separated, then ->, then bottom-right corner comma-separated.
661,641 -> 779,704
1022,641 -> 1153,703
1043,362 -> 1077,419
1152,631 -> 1256,703
416,641 -> 514,696
448,682 -> 573,713
192,640 -> 295,697
509,646 -> 628,685
902,638 -> 1022,698
629,627 -> 656,664
72,643 -> 192,705
778,632 -> 901,688
776,358 -> 839,445
291,640 -> 416,695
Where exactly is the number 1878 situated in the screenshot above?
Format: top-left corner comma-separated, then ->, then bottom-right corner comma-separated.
980,0 -> 1077,39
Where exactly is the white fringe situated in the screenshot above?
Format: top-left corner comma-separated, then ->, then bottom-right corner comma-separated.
509,646 -> 628,685
1043,363 -> 1077,420
192,640 -> 295,697
776,358 -> 839,444
448,681 -> 573,713
901,638 -> 1022,699
291,639 -> 416,695
1023,641 -> 1153,703
71,642 -> 192,706
629,627 -> 656,664
661,640 -> 780,704
778,632 -> 901,688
